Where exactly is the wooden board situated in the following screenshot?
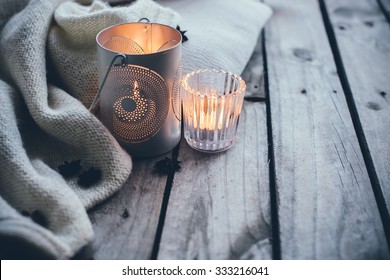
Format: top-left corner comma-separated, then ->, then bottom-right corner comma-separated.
324,0 -> 390,221
264,0 -> 389,259
157,101 -> 272,259
157,36 -> 272,259
89,157 -> 168,259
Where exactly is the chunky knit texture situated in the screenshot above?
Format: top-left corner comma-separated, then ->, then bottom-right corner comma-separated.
0,0 -> 271,259
0,0 -> 179,259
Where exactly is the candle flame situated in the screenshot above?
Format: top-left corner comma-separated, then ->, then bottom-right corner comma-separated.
195,95 -> 231,131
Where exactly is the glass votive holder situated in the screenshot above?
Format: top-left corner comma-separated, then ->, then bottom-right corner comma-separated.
181,69 -> 246,153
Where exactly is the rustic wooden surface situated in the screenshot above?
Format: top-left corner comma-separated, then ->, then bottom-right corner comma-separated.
264,0 -> 388,259
157,102 -> 271,260
88,0 -> 390,259
89,156 -> 169,259
156,33 -> 272,260
325,0 -> 390,216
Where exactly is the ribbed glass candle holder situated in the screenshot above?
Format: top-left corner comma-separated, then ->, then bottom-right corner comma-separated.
181,69 -> 246,153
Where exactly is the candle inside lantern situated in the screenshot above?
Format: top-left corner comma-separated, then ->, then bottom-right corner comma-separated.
182,69 -> 246,153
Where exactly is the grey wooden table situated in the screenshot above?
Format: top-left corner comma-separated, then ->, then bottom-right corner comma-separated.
88,0 -> 390,259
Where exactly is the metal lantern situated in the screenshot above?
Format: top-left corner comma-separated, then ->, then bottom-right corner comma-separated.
93,21 -> 182,157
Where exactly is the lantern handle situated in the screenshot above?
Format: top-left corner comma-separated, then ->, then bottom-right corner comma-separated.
89,54 -> 127,113
156,40 -> 180,52
138,18 -> 150,23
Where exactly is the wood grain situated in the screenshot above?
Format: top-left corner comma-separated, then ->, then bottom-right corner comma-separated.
264,0 -> 389,259
89,156 -> 168,259
325,0 -> 390,216
157,101 -> 271,259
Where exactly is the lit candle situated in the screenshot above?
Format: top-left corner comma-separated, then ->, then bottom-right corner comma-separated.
195,95 -> 229,131
182,69 -> 246,153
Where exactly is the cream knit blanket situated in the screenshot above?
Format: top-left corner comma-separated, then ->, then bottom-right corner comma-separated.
0,0 -> 271,259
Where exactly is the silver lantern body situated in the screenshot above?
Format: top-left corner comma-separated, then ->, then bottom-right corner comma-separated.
96,22 -> 182,157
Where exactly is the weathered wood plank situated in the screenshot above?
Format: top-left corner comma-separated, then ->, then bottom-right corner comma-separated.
89,157 -> 168,259
325,0 -> 390,224
157,100 -> 272,260
157,36 -> 271,259
264,0 -> 389,259
157,40 -> 271,259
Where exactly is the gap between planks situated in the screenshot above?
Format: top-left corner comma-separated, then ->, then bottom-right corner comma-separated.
377,0 -> 390,23
150,144 -> 181,259
319,0 -> 390,252
262,30 -> 282,260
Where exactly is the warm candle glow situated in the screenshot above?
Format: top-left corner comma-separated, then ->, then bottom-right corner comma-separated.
96,22 -> 182,157
194,95 -> 233,131
181,69 -> 246,153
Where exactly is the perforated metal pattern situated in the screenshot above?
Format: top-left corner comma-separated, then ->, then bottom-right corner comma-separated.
100,65 -> 169,143
102,36 -> 144,54
172,61 -> 182,121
